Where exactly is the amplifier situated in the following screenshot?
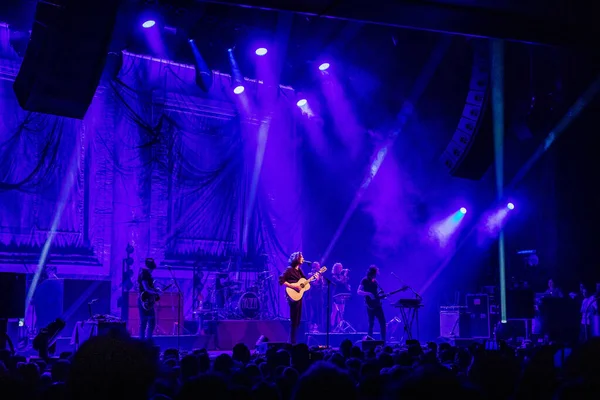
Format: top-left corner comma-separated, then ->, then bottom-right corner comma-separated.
439,311 -> 470,338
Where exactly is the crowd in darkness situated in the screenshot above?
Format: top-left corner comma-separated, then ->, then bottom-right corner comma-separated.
1,334 -> 600,400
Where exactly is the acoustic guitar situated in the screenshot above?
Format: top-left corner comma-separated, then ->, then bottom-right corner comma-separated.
365,286 -> 408,310
285,267 -> 327,302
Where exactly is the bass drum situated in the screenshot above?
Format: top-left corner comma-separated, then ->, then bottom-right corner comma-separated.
228,292 -> 261,319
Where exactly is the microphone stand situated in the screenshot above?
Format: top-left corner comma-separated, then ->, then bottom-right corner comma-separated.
391,273 -> 422,299
409,287 -> 422,300
323,276 -> 336,349
167,267 -> 182,353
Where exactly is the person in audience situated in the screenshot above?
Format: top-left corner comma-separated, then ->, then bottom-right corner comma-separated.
2,318 -> 600,400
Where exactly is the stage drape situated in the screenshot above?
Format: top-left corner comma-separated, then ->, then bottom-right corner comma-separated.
0,42 -> 301,316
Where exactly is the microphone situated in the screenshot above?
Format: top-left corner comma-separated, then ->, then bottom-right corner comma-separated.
303,260 -> 313,264
88,299 -> 98,305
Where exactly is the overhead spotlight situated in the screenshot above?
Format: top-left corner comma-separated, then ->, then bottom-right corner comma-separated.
233,85 -> 245,95
255,47 -> 268,56
507,203 -> 515,210
296,99 -> 307,107
459,207 -> 467,214
142,20 -> 156,29
318,62 -> 330,71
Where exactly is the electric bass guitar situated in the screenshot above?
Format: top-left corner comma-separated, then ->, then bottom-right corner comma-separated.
365,286 -> 408,310
285,267 -> 327,302
139,283 -> 174,311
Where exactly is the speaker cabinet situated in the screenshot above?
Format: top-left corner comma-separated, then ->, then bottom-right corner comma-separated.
440,311 -> 470,338
13,0 -> 121,118
0,273 -> 26,319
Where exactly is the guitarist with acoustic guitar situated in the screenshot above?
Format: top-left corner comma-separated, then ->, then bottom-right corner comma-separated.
137,258 -> 158,341
279,252 -> 327,344
357,265 -> 407,344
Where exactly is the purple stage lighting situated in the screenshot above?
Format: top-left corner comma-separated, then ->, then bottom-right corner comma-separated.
142,20 -> 156,29
255,47 -> 268,56
507,202 -> 515,210
233,85 -> 245,95
296,99 -> 307,107
459,207 -> 467,214
318,62 -> 330,71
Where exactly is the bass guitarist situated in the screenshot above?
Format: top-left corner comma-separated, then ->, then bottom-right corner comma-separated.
279,251 -> 307,344
138,258 -> 158,341
357,265 -> 386,343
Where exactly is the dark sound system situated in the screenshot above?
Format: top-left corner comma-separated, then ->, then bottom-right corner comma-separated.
0,273 -> 27,319
13,0 -> 121,118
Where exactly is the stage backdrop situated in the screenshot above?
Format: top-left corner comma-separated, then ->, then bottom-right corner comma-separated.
0,24 -> 301,320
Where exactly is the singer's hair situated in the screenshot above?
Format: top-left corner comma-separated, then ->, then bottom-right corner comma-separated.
367,265 -> 378,278
332,263 -> 343,274
288,251 -> 303,267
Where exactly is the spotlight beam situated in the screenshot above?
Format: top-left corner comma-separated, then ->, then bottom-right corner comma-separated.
418,71 -> 600,298
491,39 -> 507,323
241,11 -> 292,253
319,37 -> 451,264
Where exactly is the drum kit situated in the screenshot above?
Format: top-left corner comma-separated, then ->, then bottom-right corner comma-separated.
207,270 -> 272,319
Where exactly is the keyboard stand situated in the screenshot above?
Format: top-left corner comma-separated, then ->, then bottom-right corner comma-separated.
396,305 -> 422,341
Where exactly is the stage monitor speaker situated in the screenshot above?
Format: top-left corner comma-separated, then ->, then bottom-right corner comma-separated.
13,0 -> 121,119
0,273 -> 26,319
361,340 -> 384,351
257,342 -> 292,354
